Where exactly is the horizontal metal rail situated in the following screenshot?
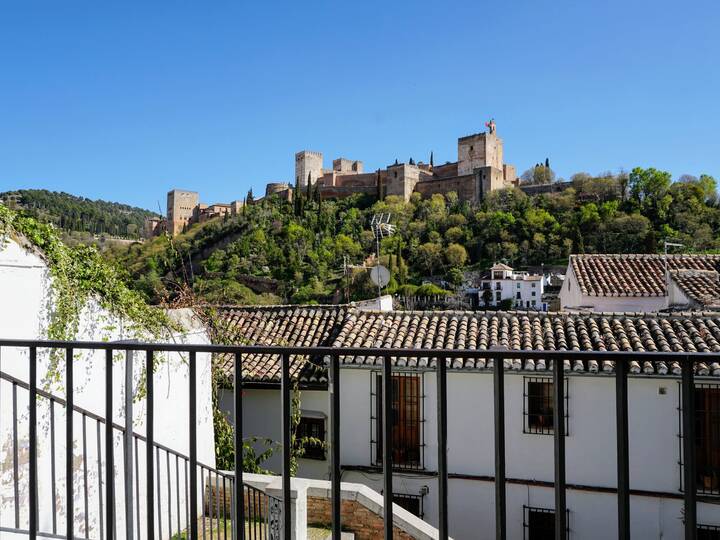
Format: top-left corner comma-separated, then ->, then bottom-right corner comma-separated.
2,340 -> 717,540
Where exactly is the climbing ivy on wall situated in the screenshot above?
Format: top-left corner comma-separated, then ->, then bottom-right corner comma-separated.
0,204 -> 177,385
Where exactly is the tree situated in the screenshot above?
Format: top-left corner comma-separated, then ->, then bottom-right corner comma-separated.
520,165 -> 556,185
628,167 -> 672,225
446,243 -> 468,268
415,242 -> 443,276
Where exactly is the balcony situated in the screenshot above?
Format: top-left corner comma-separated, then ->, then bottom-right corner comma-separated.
0,338 -> 715,539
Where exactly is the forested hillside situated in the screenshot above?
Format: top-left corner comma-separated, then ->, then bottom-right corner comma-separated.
0,189 -> 158,238
107,167 -> 719,306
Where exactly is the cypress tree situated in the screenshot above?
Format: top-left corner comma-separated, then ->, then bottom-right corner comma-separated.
430,151 -> 434,168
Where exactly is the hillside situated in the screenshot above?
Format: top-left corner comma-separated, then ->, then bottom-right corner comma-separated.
106,167 -> 720,307
0,189 -> 159,239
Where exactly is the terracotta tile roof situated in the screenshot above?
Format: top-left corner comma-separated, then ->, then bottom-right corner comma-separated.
571,254 -> 720,297
671,270 -> 720,308
208,306 -> 720,381
209,305 -> 347,383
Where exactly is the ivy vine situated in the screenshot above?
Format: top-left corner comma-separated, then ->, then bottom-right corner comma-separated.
0,204 -> 179,386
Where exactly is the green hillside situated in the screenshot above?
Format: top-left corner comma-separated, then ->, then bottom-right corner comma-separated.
107,168 -> 719,307
0,189 -> 159,238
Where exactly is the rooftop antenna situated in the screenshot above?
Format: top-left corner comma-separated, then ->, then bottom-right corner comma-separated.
369,213 -> 396,298
663,240 -> 684,296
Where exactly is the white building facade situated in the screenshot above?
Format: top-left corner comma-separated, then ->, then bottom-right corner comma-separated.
479,263 -> 547,311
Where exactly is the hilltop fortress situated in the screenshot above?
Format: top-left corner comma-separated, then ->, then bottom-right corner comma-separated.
149,122 -> 522,236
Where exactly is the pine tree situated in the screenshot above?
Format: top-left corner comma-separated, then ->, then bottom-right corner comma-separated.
545,157 -> 550,168
430,151 -> 434,168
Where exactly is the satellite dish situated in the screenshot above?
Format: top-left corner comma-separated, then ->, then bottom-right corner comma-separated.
369,265 -> 391,288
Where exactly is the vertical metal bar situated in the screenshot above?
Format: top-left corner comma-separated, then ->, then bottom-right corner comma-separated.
29,347 -> 38,540
135,438 -> 141,540
233,352 -> 245,540
51,399 -> 58,534
553,358 -> 566,540
190,351 -> 199,540
437,356 -> 448,540
176,454 -> 181,537
223,476 -> 228,540
682,355 -> 696,539
615,357 -> 630,540
157,447 -> 163,540
202,468 -> 207,539
66,346 -> 74,540
280,353 -> 292,540
83,414 -> 90,536
13,383 -> 19,529
382,354 -> 393,540
330,353 -> 341,540
147,350 -> 155,540
97,419 -> 105,540
494,352 -> 506,540
124,349 -> 134,540
105,348 -> 114,540
185,458 -> 190,538
167,451 -> 173,540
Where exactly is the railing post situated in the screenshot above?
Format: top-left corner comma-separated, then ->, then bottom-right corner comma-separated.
105,349 -> 115,540
437,354 -> 449,540
189,351 -> 198,540
234,352 -> 245,540
383,354 -> 393,540
330,353 -> 341,540
682,355 -> 696,539
553,357 -> 566,540
281,352 -> 292,540
615,357 -> 630,540
66,346 -> 74,540
147,350 -> 155,540
494,352 -> 506,540
29,346 -> 38,540
124,349 -> 134,540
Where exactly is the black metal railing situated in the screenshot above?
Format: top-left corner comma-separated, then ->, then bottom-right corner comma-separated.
0,354 -> 274,540
0,338 -> 716,540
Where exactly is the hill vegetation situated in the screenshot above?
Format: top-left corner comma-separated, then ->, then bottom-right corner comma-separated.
106,167 -> 719,306
0,189 -> 158,239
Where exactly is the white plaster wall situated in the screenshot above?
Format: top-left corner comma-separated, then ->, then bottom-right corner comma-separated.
227,365 -> 720,538
0,238 -> 214,539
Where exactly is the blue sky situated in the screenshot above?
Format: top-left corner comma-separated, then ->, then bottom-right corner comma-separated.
0,1 -> 718,211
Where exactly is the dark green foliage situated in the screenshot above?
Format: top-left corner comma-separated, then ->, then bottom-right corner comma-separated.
0,189 -> 157,238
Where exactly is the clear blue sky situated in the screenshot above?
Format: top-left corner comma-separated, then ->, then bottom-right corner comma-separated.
0,1 -> 718,212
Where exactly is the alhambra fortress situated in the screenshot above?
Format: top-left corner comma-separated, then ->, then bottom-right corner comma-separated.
147,122 -> 552,237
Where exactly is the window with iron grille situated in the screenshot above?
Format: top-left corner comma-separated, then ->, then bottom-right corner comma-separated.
523,376 -> 569,435
296,415 -> 326,460
370,371 -> 424,469
523,506 -> 569,539
699,524 -> 720,540
394,493 -> 424,519
678,383 -> 720,495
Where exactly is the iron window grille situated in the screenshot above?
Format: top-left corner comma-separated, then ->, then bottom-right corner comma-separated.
296,416 -> 326,461
394,493 -> 424,519
370,370 -> 425,470
523,505 -> 570,539
678,382 -> 720,495
699,524 -> 720,539
523,376 -> 569,435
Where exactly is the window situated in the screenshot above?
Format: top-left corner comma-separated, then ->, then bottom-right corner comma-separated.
371,372 -> 423,469
495,282 -> 502,290
516,292 -> 521,300
523,506 -> 568,539
699,525 -> 720,540
696,385 -> 720,494
524,377 -> 569,435
532,300 -> 536,306
394,493 -> 424,519
532,291 -> 536,297
496,291 -> 502,301
296,415 -> 326,460
532,283 -> 536,288
517,283 -> 521,289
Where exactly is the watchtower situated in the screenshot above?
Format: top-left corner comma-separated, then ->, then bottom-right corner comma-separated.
295,150 -> 324,187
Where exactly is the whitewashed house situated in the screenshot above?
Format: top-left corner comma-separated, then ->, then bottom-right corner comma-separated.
213,305 -> 720,540
559,253 -> 720,313
478,263 -> 546,310
0,233 -> 215,538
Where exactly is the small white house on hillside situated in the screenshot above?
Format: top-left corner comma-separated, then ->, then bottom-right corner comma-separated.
0,233 -> 215,539
212,305 -> 720,540
478,263 -> 546,310
559,253 -> 720,312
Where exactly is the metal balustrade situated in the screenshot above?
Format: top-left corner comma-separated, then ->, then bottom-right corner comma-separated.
0,338 -> 715,540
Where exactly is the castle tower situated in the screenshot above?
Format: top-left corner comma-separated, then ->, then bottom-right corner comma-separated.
295,150 -> 324,187
457,130 -> 503,176
167,189 -> 199,236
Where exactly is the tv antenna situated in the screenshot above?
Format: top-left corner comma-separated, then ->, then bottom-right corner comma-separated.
369,213 -> 396,298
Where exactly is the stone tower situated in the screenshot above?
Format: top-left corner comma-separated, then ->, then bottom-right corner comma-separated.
167,189 -> 199,236
295,150 -> 324,187
457,131 -> 503,176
